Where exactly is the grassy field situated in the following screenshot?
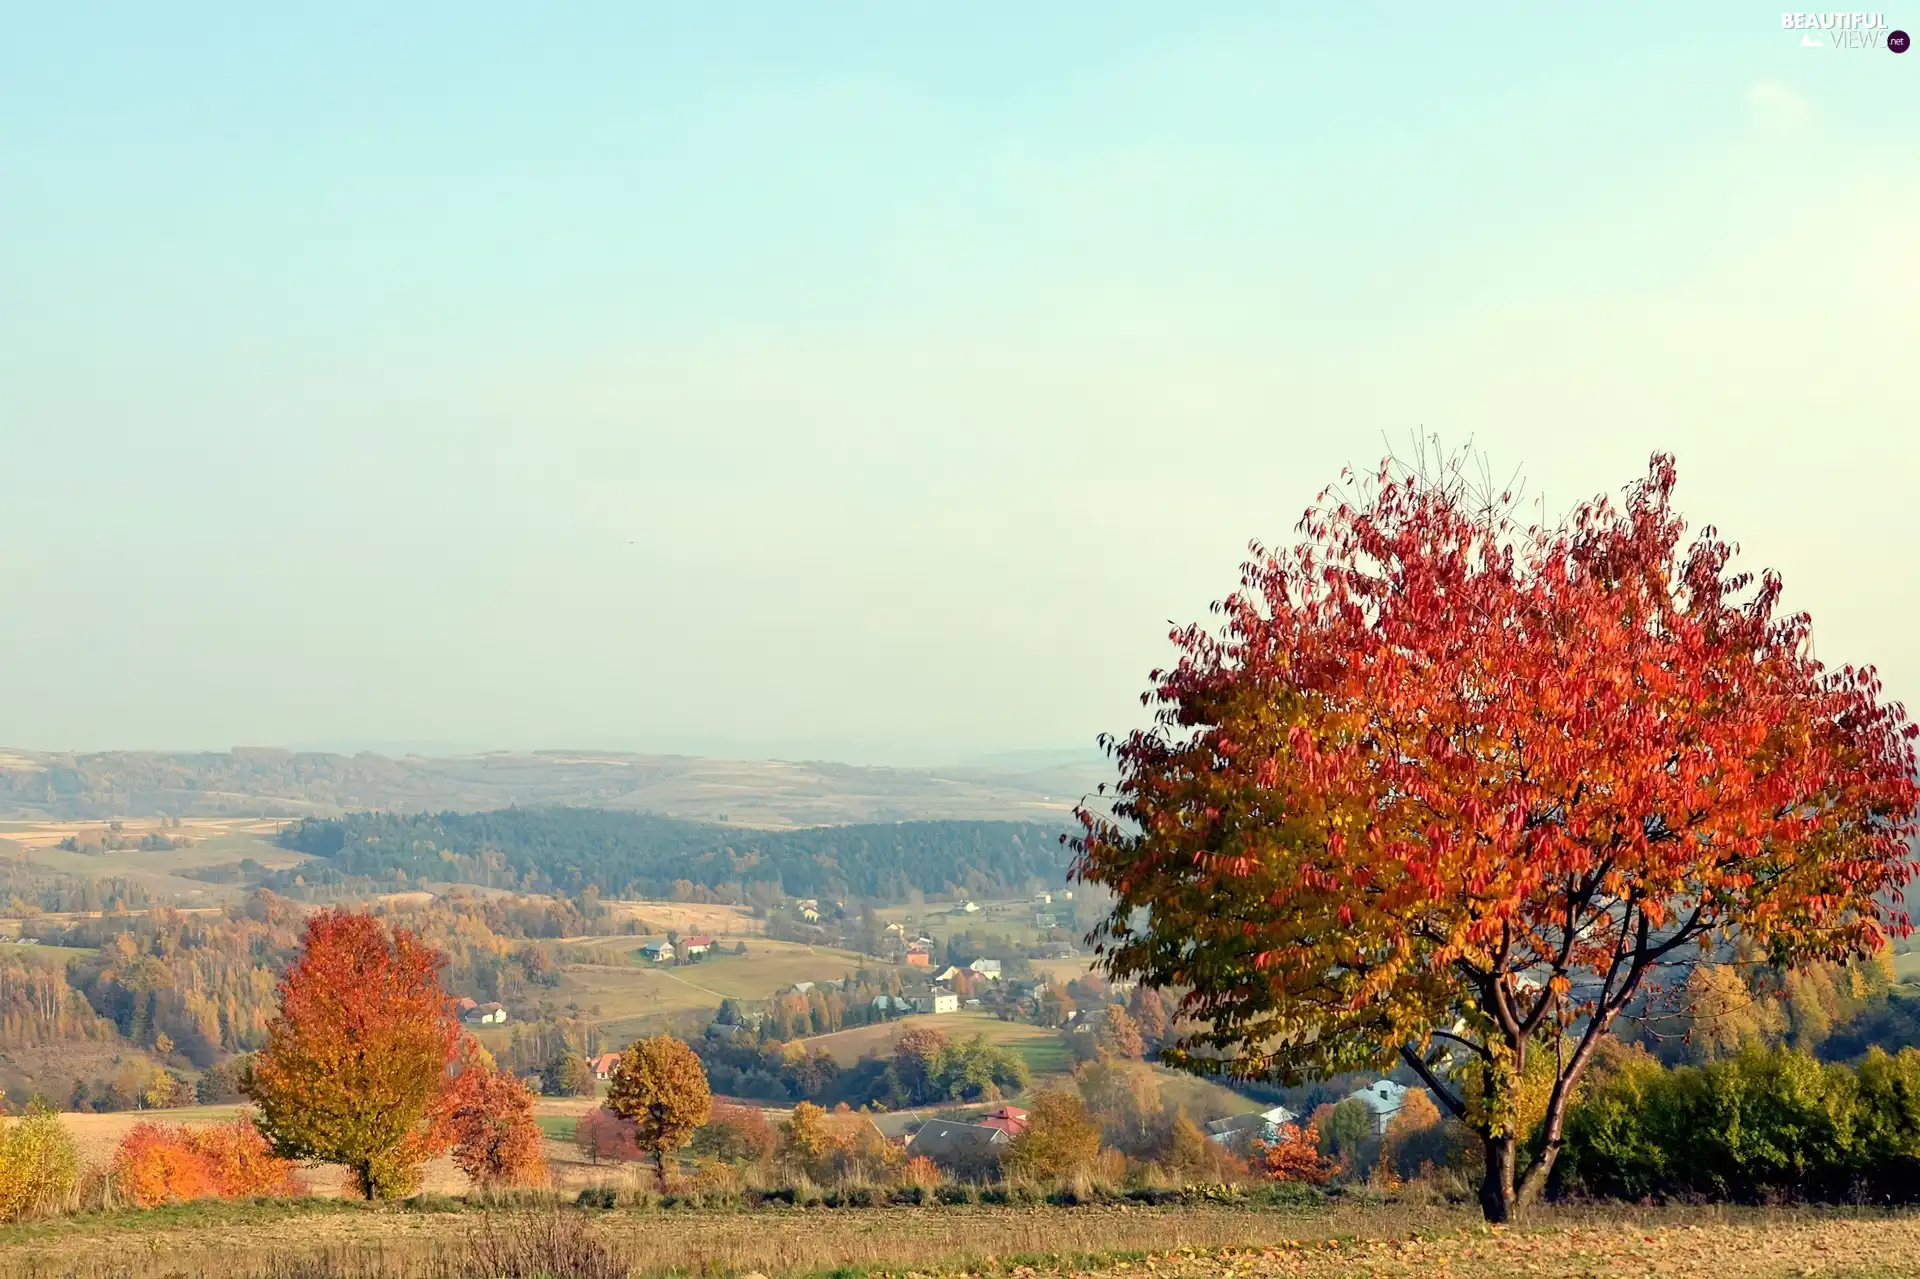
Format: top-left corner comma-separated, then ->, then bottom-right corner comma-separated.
1,818 -> 301,907
557,939 -> 874,1042
0,1200 -> 1914,1278
1893,944 -> 1920,985
802,1012 -> 1073,1075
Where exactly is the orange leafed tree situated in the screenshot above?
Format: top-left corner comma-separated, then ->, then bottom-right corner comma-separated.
1251,1123 -> 1332,1185
244,909 -> 462,1199
443,1061 -> 548,1188
1073,452 -> 1920,1223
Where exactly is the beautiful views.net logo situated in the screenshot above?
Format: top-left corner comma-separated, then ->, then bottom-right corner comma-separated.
1781,12 -> 1912,50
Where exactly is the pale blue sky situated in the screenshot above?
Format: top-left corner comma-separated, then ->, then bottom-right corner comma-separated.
2,4 -> 1916,763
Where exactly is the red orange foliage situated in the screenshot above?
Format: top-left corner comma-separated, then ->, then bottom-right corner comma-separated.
1250,1123 -> 1333,1185
574,1106 -> 641,1164
245,909 -> 462,1199
443,1062 -> 548,1188
113,1120 -> 297,1208
1075,452 -> 1919,1222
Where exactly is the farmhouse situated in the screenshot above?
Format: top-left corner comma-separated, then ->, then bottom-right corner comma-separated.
1205,1104 -> 1298,1148
591,1052 -> 622,1081
976,1105 -> 1029,1137
906,1119 -> 1009,1170
905,945 -> 932,968
920,991 -> 960,1014
950,900 -> 981,916
637,940 -> 676,962
682,934 -> 715,958
1347,1079 -> 1410,1134
970,959 -> 1002,980
461,1001 -> 508,1026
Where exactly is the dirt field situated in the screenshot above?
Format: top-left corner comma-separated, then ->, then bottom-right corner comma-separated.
0,1201 -> 1915,1278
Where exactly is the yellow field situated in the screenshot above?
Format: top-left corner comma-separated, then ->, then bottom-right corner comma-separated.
0,1200 -> 1915,1278
799,1011 -> 1071,1071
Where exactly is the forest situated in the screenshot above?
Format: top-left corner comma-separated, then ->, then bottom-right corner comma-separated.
278,809 -> 1071,901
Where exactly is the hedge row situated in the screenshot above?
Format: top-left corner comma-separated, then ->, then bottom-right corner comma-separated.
1559,1046 -> 1920,1203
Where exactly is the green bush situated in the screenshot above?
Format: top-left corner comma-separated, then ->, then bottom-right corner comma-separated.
1559,1045 -> 1920,1203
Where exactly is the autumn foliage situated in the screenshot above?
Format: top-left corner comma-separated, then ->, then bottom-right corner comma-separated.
443,1061 -> 548,1188
1074,452 -> 1920,1222
113,1120 -> 297,1207
574,1106 -> 641,1164
1250,1123 -> 1333,1185
245,909 -> 462,1199
605,1035 -> 712,1187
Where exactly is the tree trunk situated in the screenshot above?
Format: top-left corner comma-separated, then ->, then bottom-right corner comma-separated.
654,1146 -> 668,1193
1479,1133 -> 1517,1224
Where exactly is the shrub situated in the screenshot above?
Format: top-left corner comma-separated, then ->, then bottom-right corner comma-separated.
1559,1044 -> 1920,1203
0,1104 -> 80,1221
113,1120 -> 299,1208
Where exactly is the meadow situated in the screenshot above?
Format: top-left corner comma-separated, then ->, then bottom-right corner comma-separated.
0,1198 -> 1914,1278
550,939 -> 875,1043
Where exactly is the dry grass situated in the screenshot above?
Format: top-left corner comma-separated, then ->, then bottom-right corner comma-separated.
0,1201 -> 1916,1279
802,1014 -> 1068,1072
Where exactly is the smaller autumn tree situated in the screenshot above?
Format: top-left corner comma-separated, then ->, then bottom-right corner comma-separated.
605,1036 -> 711,1188
574,1108 -> 640,1165
1097,1007 -> 1146,1059
444,1061 -> 548,1188
245,909 -> 461,1199
1251,1123 -> 1333,1185
1002,1089 -> 1102,1181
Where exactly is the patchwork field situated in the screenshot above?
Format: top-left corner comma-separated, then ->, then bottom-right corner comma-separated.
1,818 -> 302,907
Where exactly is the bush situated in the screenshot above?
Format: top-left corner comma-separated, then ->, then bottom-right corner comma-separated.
1559,1044 -> 1920,1203
113,1119 -> 299,1207
0,1104 -> 80,1221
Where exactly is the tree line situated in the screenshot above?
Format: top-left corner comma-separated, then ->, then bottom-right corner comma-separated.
278,809 -> 1072,902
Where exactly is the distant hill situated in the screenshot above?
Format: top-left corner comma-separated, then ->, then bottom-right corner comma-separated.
279,808 -> 1073,901
0,746 -> 1110,828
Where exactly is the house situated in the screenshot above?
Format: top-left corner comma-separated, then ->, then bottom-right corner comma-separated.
1205,1105 -> 1298,1149
933,965 -> 967,983
871,994 -> 911,1015
1033,892 -> 1053,907
976,1105 -> 1029,1137
950,900 -> 981,916
905,1120 -> 1010,1171
1033,912 -> 1058,929
1347,1079 -> 1410,1134
706,1022 -> 751,1042
461,1001 -> 508,1027
682,934 -> 715,958
638,940 -> 676,962
970,959 -> 1002,981
920,991 -> 959,1015
453,996 -> 479,1016
591,1052 -> 622,1081
905,945 -> 932,968
789,981 -> 816,995
884,921 -> 906,937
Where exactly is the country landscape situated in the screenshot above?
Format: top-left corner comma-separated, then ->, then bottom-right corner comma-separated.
8,7 -> 1920,1278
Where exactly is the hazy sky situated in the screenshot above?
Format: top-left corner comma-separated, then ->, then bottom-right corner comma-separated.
2,4 -> 1916,764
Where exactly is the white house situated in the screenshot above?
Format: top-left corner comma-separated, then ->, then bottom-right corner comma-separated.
637,940 -> 675,963
1347,1079 -> 1410,1134
970,959 -> 1002,980
461,1001 -> 508,1027
921,991 -> 960,1014
950,900 -> 981,916
1205,1104 -> 1298,1148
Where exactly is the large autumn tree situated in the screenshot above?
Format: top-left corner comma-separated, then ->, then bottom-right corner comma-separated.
1073,453 -> 1919,1223
245,909 -> 462,1199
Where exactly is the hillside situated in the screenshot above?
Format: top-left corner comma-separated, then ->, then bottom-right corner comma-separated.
0,747 -> 1107,828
